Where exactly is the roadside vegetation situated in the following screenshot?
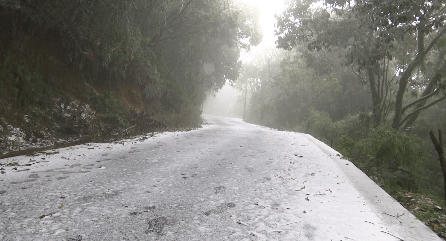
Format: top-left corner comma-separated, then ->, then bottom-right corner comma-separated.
238,0 -> 446,238
0,0 -> 262,157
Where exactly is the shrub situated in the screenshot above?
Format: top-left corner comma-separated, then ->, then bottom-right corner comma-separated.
90,91 -> 130,133
337,135 -> 356,157
0,55 -> 17,100
335,112 -> 372,142
305,109 -> 335,142
0,51 -> 57,109
352,127 -> 424,191
367,127 -> 422,169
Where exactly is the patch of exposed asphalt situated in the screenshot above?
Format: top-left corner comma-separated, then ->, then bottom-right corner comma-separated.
203,202 -> 236,216
145,216 -> 176,235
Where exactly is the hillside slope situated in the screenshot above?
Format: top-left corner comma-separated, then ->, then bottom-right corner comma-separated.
0,35 -> 191,157
0,0 -> 262,157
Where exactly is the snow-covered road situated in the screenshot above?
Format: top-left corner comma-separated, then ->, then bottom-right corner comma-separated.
0,115 -> 441,240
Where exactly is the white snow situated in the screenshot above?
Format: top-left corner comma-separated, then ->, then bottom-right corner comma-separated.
0,115 -> 442,240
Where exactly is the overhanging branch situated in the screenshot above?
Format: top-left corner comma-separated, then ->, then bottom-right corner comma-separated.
399,26 -> 446,85
401,87 -> 441,115
399,96 -> 446,128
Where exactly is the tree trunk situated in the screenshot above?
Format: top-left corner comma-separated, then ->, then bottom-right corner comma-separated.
392,27 -> 446,129
392,63 -> 416,129
366,65 -> 381,127
243,83 -> 247,120
417,27 -> 425,74
402,70 -> 442,128
429,130 -> 446,205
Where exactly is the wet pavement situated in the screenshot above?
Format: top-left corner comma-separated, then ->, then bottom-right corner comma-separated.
0,115 -> 441,240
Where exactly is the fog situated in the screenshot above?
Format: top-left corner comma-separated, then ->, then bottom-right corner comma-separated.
202,83 -> 244,118
202,0 -> 286,119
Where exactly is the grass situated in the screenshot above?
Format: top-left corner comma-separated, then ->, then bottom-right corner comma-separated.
393,190 -> 446,239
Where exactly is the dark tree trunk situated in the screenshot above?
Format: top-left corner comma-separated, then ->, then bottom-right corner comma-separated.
429,130 -> 446,205
243,83 -> 247,120
366,66 -> 381,127
417,28 -> 425,74
392,27 -> 446,129
402,72 -> 441,128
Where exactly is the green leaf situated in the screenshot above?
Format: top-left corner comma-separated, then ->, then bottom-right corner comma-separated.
437,38 -> 446,48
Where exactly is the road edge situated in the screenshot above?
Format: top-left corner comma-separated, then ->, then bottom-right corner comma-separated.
301,133 -> 442,241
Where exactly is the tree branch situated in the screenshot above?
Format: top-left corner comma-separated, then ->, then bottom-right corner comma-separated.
429,129 -> 446,205
151,0 -> 195,44
400,26 -> 446,83
401,87 -> 441,115
399,96 -> 446,128
392,25 -> 446,128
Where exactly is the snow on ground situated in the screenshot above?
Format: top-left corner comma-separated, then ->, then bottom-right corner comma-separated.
0,116 -> 442,240
0,128 -> 208,183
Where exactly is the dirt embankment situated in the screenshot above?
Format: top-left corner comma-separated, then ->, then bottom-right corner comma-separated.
0,72 -> 169,158
0,36 -> 199,159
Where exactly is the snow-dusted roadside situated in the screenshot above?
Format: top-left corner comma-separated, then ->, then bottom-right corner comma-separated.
0,129 -> 201,182
0,100 -> 97,157
303,133 -> 442,241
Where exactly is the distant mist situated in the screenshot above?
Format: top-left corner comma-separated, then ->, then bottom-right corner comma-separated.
203,84 -> 244,118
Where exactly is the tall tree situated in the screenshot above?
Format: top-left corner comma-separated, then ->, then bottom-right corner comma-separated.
275,0 -> 446,128
355,0 -> 446,129
240,44 -> 369,129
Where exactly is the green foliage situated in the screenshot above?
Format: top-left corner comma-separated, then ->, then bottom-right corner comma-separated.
337,135 -> 356,158
0,0 -> 264,155
14,64 -> 46,108
0,55 -> 17,100
0,0 -> 263,128
331,113 -> 373,157
336,112 -> 372,140
0,53 -> 56,109
90,91 -> 130,130
346,127 -> 424,191
366,128 -> 416,166
305,109 -> 336,142
276,0 -> 446,129
244,45 -> 370,133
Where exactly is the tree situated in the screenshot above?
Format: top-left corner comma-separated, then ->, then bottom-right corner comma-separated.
239,43 -> 369,130
0,0 -> 262,120
275,0 -> 446,128
356,0 -> 446,129
275,0 -> 392,126
149,0 -> 262,111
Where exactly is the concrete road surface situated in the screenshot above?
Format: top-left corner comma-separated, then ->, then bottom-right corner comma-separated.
0,115 -> 441,240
